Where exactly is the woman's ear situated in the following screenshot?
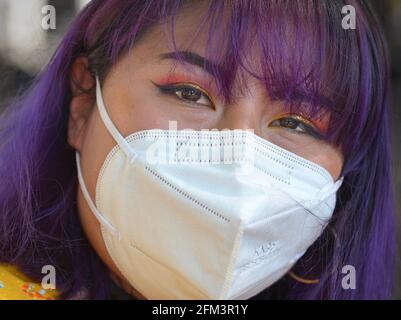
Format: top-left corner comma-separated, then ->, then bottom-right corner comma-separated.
68,57 -> 95,151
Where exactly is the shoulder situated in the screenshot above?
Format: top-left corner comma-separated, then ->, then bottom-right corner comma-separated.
0,263 -> 59,300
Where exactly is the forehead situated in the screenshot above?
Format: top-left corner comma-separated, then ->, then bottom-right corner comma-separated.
129,3 -> 321,76
125,5 -> 264,95
118,1 -> 349,122
130,3 -> 218,63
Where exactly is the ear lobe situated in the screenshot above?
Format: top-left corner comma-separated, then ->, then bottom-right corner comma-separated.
68,57 -> 95,151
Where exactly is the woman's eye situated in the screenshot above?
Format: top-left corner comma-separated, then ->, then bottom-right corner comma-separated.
269,116 -> 322,139
153,82 -> 214,109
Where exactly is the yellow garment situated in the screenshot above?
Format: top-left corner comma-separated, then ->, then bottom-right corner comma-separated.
0,264 -> 59,300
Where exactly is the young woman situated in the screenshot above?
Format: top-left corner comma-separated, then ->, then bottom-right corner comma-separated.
0,0 -> 397,300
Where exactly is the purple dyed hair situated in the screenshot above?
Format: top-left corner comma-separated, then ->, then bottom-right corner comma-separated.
0,0 -> 397,299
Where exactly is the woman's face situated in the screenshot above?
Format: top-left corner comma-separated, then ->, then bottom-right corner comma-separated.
68,5 -> 343,299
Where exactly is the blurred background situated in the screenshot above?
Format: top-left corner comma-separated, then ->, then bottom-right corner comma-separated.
0,0 -> 400,298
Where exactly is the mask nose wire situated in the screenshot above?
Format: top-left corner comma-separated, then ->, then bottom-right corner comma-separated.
95,75 -> 137,163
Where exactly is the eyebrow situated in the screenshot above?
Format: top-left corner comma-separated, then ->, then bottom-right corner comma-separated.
158,51 -> 332,112
158,51 -> 224,78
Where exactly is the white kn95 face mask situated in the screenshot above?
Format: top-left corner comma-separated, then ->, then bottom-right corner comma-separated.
75,76 -> 343,300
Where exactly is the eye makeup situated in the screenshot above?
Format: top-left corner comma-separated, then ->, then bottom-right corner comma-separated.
152,81 -> 215,109
152,72 -> 218,101
269,113 -> 327,139
151,71 -> 330,138
150,71 -> 218,110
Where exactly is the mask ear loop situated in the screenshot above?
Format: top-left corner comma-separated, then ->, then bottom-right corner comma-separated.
95,75 -> 137,163
255,174 -> 344,226
314,177 -> 344,202
73,75 -> 136,240
75,152 -> 122,240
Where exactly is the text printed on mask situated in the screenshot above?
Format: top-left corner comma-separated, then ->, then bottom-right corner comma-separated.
152,304 -> 248,317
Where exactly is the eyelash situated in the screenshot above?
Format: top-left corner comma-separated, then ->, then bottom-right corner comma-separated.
153,82 -> 215,109
269,115 -> 323,139
153,82 -> 322,139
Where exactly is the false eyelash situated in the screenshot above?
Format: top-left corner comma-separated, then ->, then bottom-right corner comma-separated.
152,81 -> 214,107
153,83 -> 180,94
273,117 -> 323,140
294,121 -> 323,140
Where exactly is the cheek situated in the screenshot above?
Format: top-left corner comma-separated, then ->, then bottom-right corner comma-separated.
117,99 -> 218,133
311,147 -> 344,181
81,110 -> 115,185
266,132 -> 343,180
120,102 -> 175,132
105,87 -> 175,134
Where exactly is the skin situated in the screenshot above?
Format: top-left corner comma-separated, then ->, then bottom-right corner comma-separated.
68,5 -> 343,299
